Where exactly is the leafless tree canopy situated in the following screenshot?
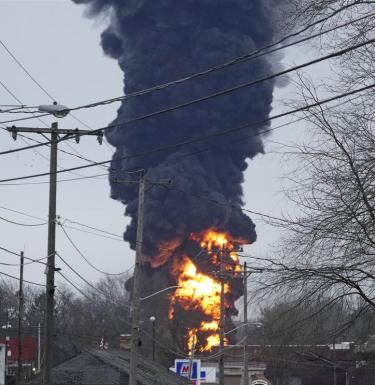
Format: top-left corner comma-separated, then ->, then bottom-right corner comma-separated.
256,0 -> 375,332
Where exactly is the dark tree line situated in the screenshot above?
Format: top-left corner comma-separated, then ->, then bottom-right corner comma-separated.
0,275 -> 131,366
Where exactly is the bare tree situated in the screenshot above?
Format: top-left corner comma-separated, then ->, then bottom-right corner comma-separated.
256,1 -> 375,334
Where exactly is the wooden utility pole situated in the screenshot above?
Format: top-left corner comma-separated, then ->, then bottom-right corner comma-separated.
129,171 -> 145,385
7,123 -> 103,385
125,174 -> 172,385
219,247 -> 225,385
188,335 -> 196,381
17,251 -> 24,385
44,123 -> 58,385
243,262 -> 249,385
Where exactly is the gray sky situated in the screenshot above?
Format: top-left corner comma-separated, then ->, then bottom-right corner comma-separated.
0,1 -> 330,305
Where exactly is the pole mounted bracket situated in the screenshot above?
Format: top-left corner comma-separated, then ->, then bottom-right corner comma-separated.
9,125 -> 17,141
75,128 -> 80,144
97,130 -> 103,145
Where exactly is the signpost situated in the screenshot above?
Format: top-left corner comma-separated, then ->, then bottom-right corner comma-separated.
172,360 -> 216,384
0,344 -> 5,385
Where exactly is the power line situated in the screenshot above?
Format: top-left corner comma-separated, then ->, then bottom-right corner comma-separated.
0,171 -> 108,186
1,36 -> 374,156
0,89 -> 364,188
0,40 -> 55,101
4,6 -> 371,119
0,75 -> 107,175
0,39 -> 114,154
0,270 -> 44,287
0,215 -> 48,227
0,81 -> 373,183
0,81 -> 91,178
59,223 -> 130,276
61,218 -> 122,239
67,11 -> 375,113
0,204 -> 124,242
0,255 -> 48,267
55,251 -> 111,298
0,205 -> 45,222
57,272 -> 94,301
56,274 -> 188,359
0,245 -> 52,268
61,223 -> 124,242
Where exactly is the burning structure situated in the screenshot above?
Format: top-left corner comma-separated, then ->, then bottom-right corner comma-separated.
73,0 -> 283,354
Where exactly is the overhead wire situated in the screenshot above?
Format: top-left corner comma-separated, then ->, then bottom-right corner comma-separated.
0,215 -> 48,227
61,223 -> 124,242
61,218 -> 122,239
67,10 -> 375,113
0,81 -> 373,183
0,245 -> 52,268
0,35 -> 374,156
59,223 -> 130,276
0,89 -> 364,188
0,270 -> 44,287
0,204 -> 125,243
0,38 -> 114,154
3,6 -> 371,117
57,273 -> 188,358
55,251 -> 115,298
0,40 -> 55,100
0,80 -> 88,178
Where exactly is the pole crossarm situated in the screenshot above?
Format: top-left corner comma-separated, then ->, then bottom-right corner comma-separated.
7,126 -> 104,144
4,122 -> 103,385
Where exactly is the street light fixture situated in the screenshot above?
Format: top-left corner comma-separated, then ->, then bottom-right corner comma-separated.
140,286 -> 180,301
149,316 -> 156,361
38,103 -> 69,118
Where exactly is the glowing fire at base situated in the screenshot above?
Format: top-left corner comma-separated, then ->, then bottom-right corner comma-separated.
168,229 -> 245,352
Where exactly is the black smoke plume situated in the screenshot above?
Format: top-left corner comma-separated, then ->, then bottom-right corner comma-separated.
73,0 -> 284,354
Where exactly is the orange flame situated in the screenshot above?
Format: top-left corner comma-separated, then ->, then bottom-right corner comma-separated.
169,256 -> 228,320
169,229 -> 244,352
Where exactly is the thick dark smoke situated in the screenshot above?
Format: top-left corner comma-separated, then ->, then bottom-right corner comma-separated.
73,0 -> 284,257
74,0 -> 284,354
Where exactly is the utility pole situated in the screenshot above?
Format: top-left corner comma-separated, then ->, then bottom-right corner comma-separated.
37,323 -> 41,374
149,316 -> 156,362
123,173 -> 171,385
44,122 -> 58,385
188,335 -> 196,381
243,262 -> 249,385
333,339 -> 337,385
8,122 -> 103,385
129,171 -> 145,385
219,246 -> 225,385
17,252 -> 24,385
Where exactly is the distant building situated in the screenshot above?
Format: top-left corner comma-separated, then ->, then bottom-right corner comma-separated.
0,337 -> 38,383
204,342 -> 375,385
27,349 -> 189,385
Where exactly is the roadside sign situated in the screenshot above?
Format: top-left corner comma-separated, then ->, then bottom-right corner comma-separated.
175,359 -> 201,384
200,366 -> 216,383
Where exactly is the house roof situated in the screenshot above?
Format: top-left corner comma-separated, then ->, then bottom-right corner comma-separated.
28,349 -> 189,385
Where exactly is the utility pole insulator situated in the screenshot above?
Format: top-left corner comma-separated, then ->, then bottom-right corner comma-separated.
97,130 -> 103,145
75,128 -> 80,143
10,126 -> 17,141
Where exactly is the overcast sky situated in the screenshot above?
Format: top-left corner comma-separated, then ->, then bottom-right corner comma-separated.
0,1 -> 330,308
